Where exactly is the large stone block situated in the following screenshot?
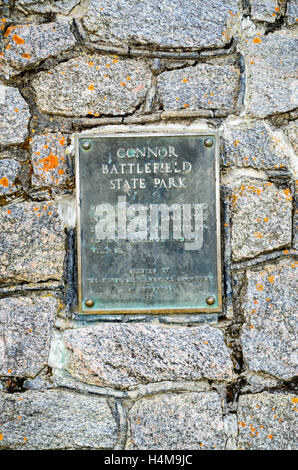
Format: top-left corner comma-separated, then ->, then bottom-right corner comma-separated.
250,0 -> 285,23
157,64 -> 240,114
0,84 -> 30,145
32,55 -> 152,117
0,296 -> 57,377
63,324 -> 233,389
127,392 -> 225,450
230,179 -> 292,261
0,202 -> 65,283
287,0 -> 298,25
240,258 -> 298,380
30,133 -> 72,187
237,392 -> 298,450
83,0 -> 239,50
221,120 -> 291,170
14,0 -> 80,14
1,23 -> 76,77
0,390 -> 117,449
242,30 -> 298,118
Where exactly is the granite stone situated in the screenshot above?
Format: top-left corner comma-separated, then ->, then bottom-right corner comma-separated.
0,159 -> 21,196
237,392 -> 298,450
157,64 -> 240,114
242,30 -> 298,117
287,0 -> 298,25
240,258 -> 298,380
0,202 -> 65,283
1,22 -> 76,77
14,0 -> 80,14
0,390 -> 117,449
250,0 -> 285,23
63,324 -> 234,389
283,120 -> 298,154
32,55 -> 152,117
0,296 -> 57,378
0,84 -> 30,145
230,179 -> 292,261
127,392 -> 225,450
83,0 -> 239,50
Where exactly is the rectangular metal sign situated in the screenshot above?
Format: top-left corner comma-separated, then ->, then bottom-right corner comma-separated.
76,132 -> 222,314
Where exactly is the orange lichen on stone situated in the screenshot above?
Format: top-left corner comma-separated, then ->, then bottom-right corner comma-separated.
184,103 -> 189,108
4,25 -> 15,37
88,84 -> 94,90
40,154 -> 59,171
268,275 -> 274,284
0,177 -> 9,187
12,34 -> 25,44
59,136 -> 65,146
253,37 -> 262,44
22,53 -> 31,59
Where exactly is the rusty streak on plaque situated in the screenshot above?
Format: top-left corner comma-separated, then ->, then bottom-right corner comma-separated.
76,132 -> 222,314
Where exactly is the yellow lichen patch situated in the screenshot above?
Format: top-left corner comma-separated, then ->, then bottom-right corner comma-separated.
0,433 -> 3,441
88,84 -> 94,90
256,284 -> 263,291
291,397 -> 298,403
253,37 -> 262,44
268,275 -> 274,284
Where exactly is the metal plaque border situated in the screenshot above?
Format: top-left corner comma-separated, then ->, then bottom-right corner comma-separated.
75,129 -> 222,314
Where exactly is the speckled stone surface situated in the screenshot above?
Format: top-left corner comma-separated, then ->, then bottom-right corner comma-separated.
63,324 -> 234,389
0,202 -> 65,283
0,84 -> 30,145
287,0 -> 298,25
237,392 -> 298,450
0,296 -> 57,378
1,22 -> 76,77
32,55 -> 152,117
127,392 -> 225,450
283,120 -> 298,154
242,30 -> 298,117
14,0 -> 80,14
30,133 -> 72,187
230,179 -> 292,261
0,159 -> 21,196
221,120 -> 291,170
250,0 -> 284,23
83,0 -> 239,50
0,390 -> 117,449
157,64 -> 240,114
240,258 -> 298,380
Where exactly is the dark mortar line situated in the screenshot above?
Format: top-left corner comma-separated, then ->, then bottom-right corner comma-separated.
231,249 -> 297,272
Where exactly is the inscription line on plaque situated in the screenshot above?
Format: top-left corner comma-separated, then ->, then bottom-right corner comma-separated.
75,131 -> 222,314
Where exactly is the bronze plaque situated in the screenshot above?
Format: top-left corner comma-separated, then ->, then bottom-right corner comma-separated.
76,132 -> 221,314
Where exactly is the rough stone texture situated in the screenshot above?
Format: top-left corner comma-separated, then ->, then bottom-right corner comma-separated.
0,159 -> 21,196
0,296 -> 57,378
127,392 -> 225,450
283,120 -> 298,154
250,0 -> 284,23
230,179 -> 292,261
83,0 -> 239,50
30,133 -> 72,187
0,84 -> 30,145
237,392 -> 298,450
14,0 -> 80,14
63,324 -> 233,389
32,55 -> 152,117
287,0 -> 298,25
0,390 -> 117,449
1,23 -> 76,77
222,120 -> 291,170
240,258 -> 298,380
294,179 -> 298,250
242,30 -> 298,117
157,64 -> 240,114
0,201 -> 65,283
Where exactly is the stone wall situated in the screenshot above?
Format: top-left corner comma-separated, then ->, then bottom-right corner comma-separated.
0,0 -> 297,450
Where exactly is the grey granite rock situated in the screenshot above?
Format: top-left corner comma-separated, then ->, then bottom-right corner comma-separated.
0,390 -> 117,449
237,392 -> 298,450
30,133 -> 72,187
0,201 -> 65,283
242,30 -> 298,117
14,0 -> 80,14
222,120 -> 291,170
0,296 -> 57,377
63,324 -> 233,389
83,0 -> 239,50
157,64 -> 240,114
32,55 -> 152,117
127,392 -> 225,450
287,0 -> 298,25
0,159 -> 21,196
0,84 -> 30,145
240,258 -> 298,380
1,23 -> 76,77
230,179 -> 292,261
283,120 -> 298,154
250,0 -> 284,23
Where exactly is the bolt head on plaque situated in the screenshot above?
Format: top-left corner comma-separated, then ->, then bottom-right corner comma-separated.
206,296 -> 215,305
85,298 -> 94,307
204,138 -> 213,148
81,141 -> 91,151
